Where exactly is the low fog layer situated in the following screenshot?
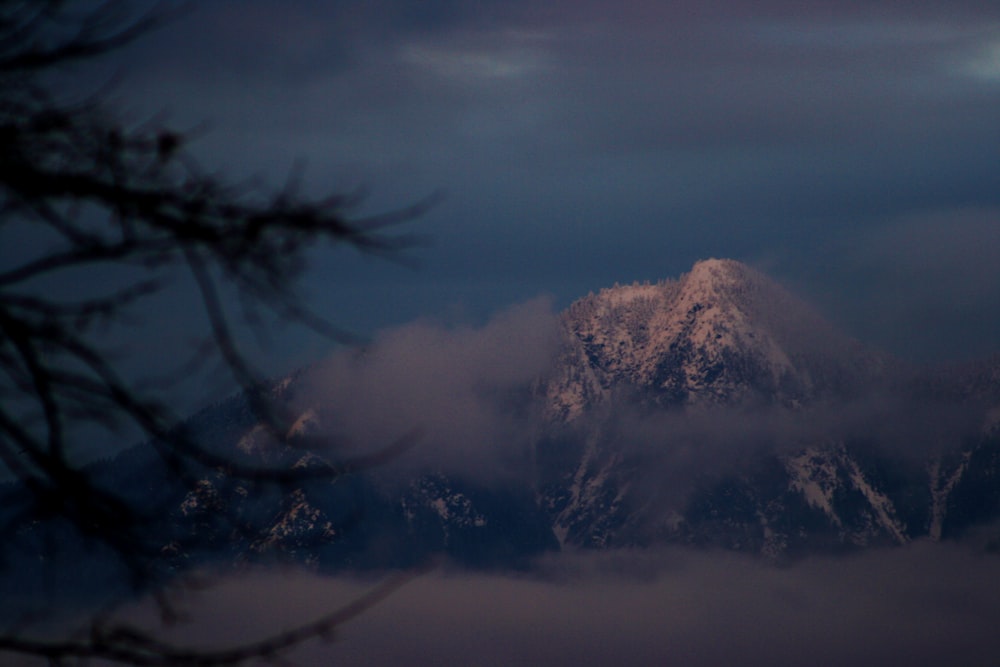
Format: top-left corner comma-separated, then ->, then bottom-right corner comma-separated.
82,544 -> 1000,667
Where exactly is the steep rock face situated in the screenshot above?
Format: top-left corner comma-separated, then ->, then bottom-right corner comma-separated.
542,258 -> 888,422
535,259 -> 920,552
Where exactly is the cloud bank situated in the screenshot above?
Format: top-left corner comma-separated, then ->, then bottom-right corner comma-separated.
82,543 -> 1000,667
297,297 -> 560,481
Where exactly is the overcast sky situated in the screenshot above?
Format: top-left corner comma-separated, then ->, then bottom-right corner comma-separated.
96,0 -> 1000,368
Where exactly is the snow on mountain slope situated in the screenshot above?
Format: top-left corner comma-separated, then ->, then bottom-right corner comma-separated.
535,259 -> 931,554
542,258 -> 888,421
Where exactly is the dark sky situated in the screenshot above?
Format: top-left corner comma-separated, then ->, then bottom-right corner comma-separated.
99,0 -> 1000,368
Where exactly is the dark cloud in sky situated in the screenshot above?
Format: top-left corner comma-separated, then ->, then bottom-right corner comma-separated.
798,208 -> 1000,360
79,0 -> 1000,377
73,544 -> 1000,667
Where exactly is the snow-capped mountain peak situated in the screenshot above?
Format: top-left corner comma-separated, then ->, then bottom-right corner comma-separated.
542,258 -> 884,421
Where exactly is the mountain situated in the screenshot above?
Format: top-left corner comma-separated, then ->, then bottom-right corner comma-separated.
6,258 -> 1000,607
541,258 -> 893,421
535,259 -> 1000,555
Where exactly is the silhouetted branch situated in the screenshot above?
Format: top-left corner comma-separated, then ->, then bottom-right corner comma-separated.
0,567 -> 425,666
0,1 -> 433,664
0,1 -> 178,73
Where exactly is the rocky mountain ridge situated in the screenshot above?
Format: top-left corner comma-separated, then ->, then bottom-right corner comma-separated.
6,259 -> 1000,601
542,258 -> 893,422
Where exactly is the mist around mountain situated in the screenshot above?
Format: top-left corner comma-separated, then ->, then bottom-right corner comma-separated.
5,258 -> 1000,664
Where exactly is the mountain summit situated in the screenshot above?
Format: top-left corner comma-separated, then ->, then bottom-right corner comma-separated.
543,258 -> 887,421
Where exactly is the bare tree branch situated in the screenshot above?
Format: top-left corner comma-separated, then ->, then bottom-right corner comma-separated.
0,1 -> 180,73
0,567 -> 426,666
0,2 -> 434,664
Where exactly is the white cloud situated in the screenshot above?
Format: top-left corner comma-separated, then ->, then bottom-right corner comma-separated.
297,297 -> 560,481
399,31 -> 550,83
957,31 -> 1000,81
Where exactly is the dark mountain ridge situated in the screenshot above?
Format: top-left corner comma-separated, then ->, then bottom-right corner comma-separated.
5,258 -> 1000,614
